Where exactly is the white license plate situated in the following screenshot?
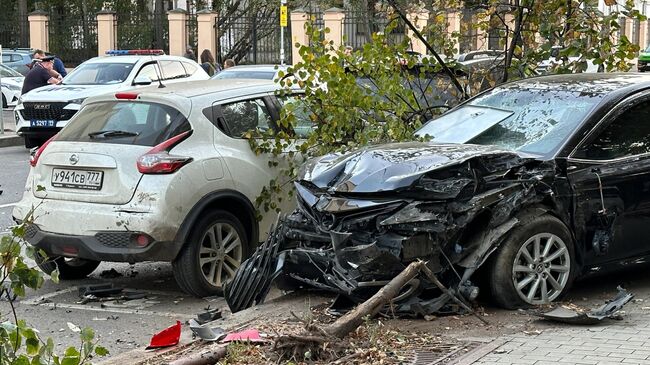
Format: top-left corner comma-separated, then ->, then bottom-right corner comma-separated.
51,168 -> 104,190
30,120 -> 56,127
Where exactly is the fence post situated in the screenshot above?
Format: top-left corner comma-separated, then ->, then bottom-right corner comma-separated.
168,9 -> 188,57
197,10 -> 218,62
96,10 -> 116,56
625,17 -> 634,42
323,8 -> 345,50
406,10 -> 429,55
290,9 -> 308,65
28,10 -> 49,52
641,20 -> 648,50
474,14 -> 488,51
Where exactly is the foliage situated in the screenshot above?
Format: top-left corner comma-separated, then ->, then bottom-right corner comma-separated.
0,207 -> 108,364
249,1 -> 646,213
249,22 -> 454,213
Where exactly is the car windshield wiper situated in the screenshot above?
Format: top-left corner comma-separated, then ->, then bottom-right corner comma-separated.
88,130 -> 139,139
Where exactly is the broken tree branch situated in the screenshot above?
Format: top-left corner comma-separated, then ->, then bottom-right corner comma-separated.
324,261 -> 425,339
168,345 -> 227,365
418,260 -> 489,325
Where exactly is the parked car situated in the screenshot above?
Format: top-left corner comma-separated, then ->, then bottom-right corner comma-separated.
537,46 -> 599,74
2,49 -> 33,76
14,50 -> 210,148
457,49 -> 504,62
226,73 -> 650,315
212,64 -> 289,80
0,63 -> 24,108
12,79 -> 307,297
638,44 -> 650,71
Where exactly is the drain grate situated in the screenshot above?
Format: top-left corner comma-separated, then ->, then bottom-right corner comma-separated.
401,341 -> 480,365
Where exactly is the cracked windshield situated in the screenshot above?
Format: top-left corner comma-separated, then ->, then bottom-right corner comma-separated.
418,87 -> 604,155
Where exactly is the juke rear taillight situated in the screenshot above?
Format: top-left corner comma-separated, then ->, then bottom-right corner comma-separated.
137,130 -> 193,174
29,135 -> 57,167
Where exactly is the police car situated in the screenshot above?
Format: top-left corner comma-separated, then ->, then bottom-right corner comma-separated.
15,49 -> 209,148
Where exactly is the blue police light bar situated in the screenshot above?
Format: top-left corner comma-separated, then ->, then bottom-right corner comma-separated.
105,49 -> 165,56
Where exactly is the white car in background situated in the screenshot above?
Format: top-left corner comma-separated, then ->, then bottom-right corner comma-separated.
536,46 -> 600,74
12,79 -> 308,297
0,63 -> 24,108
15,50 -> 210,148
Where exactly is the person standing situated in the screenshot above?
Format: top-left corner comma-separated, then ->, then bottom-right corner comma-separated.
21,56 -> 61,95
32,49 -> 67,78
223,59 -> 236,69
200,49 -> 219,76
184,46 -> 196,62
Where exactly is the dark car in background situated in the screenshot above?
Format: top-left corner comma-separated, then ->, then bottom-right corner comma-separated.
226,73 -> 650,315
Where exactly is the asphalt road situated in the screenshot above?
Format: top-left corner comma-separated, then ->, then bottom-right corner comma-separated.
0,141 -> 228,358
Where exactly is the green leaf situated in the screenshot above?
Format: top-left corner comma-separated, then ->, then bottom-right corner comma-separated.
80,327 -> 94,342
94,346 -> 109,356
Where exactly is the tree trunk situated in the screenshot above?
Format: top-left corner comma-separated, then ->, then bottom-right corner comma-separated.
18,0 -> 29,47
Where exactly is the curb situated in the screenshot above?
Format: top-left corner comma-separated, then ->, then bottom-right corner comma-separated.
0,134 -> 22,148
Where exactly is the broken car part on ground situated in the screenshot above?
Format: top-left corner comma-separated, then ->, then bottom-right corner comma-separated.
226,74 -> 650,316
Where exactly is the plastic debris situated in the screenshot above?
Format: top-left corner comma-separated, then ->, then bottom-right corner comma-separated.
188,319 -> 226,342
146,321 -> 181,349
196,307 -> 222,325
540,286 -> 634,325
220,329 -> 264,343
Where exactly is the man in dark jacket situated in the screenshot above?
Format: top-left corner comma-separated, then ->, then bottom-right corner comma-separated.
22,56 -> 61,95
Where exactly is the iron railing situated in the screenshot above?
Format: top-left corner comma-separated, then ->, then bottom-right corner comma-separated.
117,12 -> 169,52
48,13 -> 97,66
216,8 -> 292,65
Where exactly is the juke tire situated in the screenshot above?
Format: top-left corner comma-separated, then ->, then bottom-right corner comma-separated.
173,210 -> 251,297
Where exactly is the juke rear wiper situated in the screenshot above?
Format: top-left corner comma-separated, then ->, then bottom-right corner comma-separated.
88,130 -> 139,139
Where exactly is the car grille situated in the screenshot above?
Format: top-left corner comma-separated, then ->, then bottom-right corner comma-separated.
20,102 -> 77,121
95,233 -> 131,248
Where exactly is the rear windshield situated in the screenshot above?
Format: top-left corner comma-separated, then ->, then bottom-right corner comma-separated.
56,101 -> 191,146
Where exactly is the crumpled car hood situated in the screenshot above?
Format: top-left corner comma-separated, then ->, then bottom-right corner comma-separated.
300,142 -> 528,193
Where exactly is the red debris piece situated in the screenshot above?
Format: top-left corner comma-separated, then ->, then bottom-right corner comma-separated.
147,320 -> 181,349
220,329 -> 263,343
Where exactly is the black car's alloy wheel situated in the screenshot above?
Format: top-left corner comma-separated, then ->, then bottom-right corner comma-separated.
488,214 -> 575,309
173,210 -> 250,297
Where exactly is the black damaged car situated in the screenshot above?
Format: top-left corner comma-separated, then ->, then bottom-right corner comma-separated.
225,73 -> 650,315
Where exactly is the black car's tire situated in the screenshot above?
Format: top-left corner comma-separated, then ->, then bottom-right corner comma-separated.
173,210 -> 250,297
488,214 -> 575,309
35,252 -> 101,280
2,94 -> 6,108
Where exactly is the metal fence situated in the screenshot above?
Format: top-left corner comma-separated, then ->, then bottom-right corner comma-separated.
216,9 -> 292,65
342,9 -> 405,50
117,12 -> 169,52
0,17 -> 29,48
48,13 -> 98,66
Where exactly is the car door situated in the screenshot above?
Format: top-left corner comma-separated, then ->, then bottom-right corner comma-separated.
566,94 -> 650,265
210,94 -> 292,238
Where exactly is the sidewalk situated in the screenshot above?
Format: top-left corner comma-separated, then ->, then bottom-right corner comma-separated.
455,309 -> 650,365
0,108 -> 22,148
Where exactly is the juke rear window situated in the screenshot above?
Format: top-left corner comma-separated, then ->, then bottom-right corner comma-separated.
56,101 -> 191,146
